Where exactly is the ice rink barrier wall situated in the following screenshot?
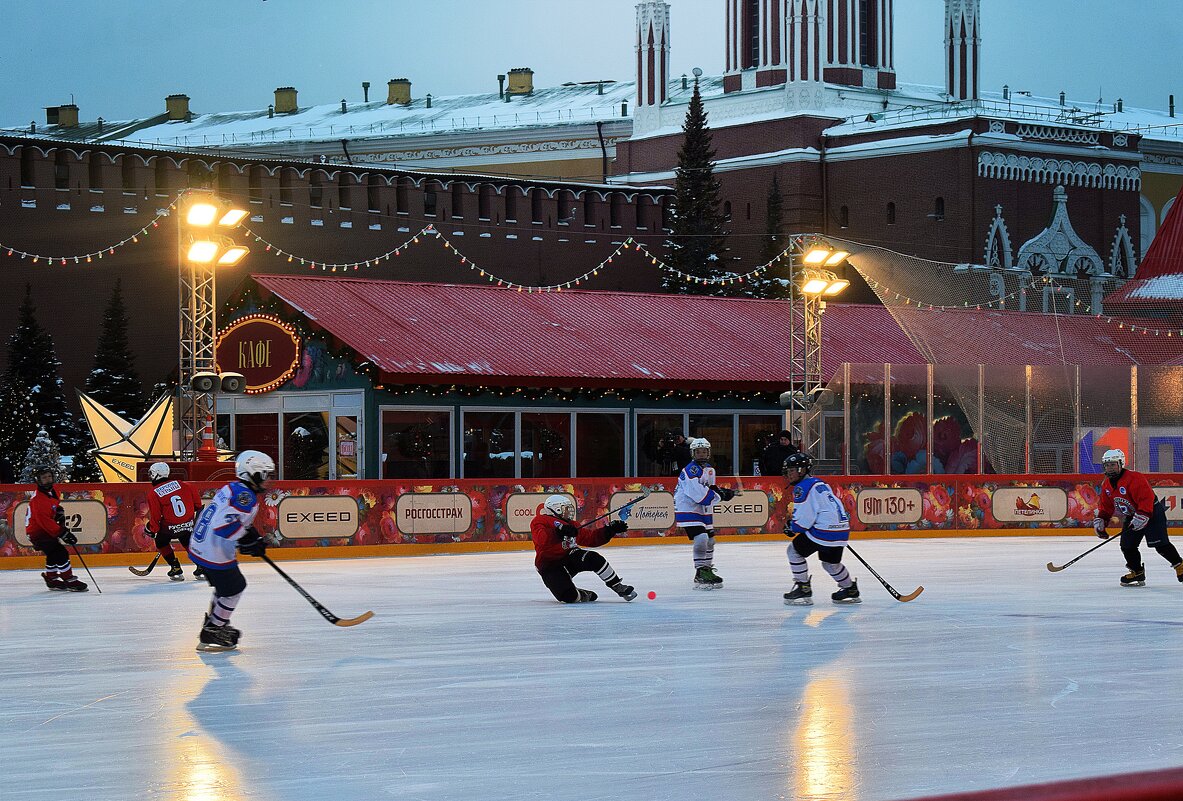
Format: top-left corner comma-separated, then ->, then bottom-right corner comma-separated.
893,765 -> 1183,801
1,474 -> 1181,568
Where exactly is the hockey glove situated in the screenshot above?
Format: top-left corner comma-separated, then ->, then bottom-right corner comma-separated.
60,530 -> 78,546
557,522 -> 579,539
1130,512 -> 1150,531
712,486 -> 737,501
1093,518 -> 1107,538
604,520 -> 629,537
237,529 -> 268,557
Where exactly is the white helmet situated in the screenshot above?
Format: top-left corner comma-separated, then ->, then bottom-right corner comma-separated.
543,494 -> 576,521
148,462 -> 171,482
689,437 -> 711,464
1101,449 -> 1126,468
236,450 -> 276,490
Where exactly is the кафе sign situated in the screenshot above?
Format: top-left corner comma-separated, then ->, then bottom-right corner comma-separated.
215,314 -> 302,394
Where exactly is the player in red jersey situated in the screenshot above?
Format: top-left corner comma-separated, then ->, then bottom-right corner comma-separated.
146,462 -> 206,581
531,494 -> 635,603
26,465 -> 87,592
1094,449 -> 1182,587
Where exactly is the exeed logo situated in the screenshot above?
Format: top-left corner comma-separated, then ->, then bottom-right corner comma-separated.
276,497 -> 360,539
715,503 -> 764,514
284,511 -> 354,523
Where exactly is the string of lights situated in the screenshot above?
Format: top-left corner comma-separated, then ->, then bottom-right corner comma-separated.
0,198 -> 182,264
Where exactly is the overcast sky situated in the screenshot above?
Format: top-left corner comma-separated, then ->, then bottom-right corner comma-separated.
2,1 -> 1179,125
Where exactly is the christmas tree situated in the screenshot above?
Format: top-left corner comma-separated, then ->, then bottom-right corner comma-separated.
84,278 -> 146,422
20,429 -> 67,483
745,174 -> 788,299
6,285 -> 87,464
662,79 -> 731,295
0,375 -> 40,472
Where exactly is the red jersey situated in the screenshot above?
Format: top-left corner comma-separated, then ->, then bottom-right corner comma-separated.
146,479 -> 203,532
531,512 -> 612,569
26,486 -> 66,542
1097,469 -> 1158,522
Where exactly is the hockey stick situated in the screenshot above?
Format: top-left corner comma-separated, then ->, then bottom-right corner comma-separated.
70,544 -> 102,594
845,544 -> 922,602
128,554 -> 161,577
1046,531 -> 1121,572
579,486 -> 653,529
260,554 -> 373,627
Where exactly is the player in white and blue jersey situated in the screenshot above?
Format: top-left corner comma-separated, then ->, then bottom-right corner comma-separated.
188,450 -> 275,652
781,451 -> 859,605
674,437 -> 737,589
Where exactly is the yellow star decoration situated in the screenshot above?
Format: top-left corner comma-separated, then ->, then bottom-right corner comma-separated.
77,392 -> 177,483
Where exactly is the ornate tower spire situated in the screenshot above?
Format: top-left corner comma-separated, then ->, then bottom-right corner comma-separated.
636,0 -> 671,111
945,0 -> 981,100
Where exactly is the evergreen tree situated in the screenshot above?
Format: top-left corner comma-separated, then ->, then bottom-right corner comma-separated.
20,429 -> 67,483
0,376 -> 40,471
662,79 -> 731,295
6,285 -> 87,463
746,174 -> 788,299
84,279 -> 146,421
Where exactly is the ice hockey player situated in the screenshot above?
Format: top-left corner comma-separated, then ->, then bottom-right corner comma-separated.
531,494 -> 635,603
1093,448 -> 1182,587
781,452 -> 858,605
145,462 -> 206,581
674,437 -> 736,589
188,450 -> 276,651
25,465 -> 87,592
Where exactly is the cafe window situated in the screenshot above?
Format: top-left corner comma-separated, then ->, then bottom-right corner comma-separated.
636,413 -> 686,477
576,412 -> 626,476
522,412 -> 571,479
234,413 -> 279,466
284,412 -> 330,480
380,408 -> 451,479
463,410 -> 516,478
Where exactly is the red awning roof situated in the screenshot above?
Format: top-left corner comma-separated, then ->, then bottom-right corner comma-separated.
1105,183 -> 1183,308
246,275 -> 1179,389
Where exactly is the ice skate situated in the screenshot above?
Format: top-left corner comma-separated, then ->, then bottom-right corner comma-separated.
783,580 -> 813,605
831,580 -> 861,604
193,566 -> 207,581
42,571 -> 69,591
1174,562 -> 1183,583
612,583 -> 637,602
693,566 -> 723,590
197,618 -> 240,652
573,588 -> 598,603
167,565 -> 184,581
1120,568 -> 1146,587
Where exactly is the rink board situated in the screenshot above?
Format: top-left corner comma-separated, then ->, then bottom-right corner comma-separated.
1,473 -> 1180,568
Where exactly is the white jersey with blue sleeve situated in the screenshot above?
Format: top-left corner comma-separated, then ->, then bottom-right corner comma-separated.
789,476 -> 850,546
675,462 -> 718,530
188,481 -> 261,570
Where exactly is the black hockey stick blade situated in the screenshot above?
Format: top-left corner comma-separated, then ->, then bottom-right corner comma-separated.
261,554 -> 373,627
845,544 -> 922,603
128,554 -> 161,577
1047,531 -> 1121,572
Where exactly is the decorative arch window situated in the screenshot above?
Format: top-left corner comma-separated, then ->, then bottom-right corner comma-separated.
478,184 -> 493,221
395,177 -> 409,214
20,147 -> 35,188
839,205 -> 849,228
338,173 -> 353,210
88,154 -> 104,190
531,188 -> 543,223
557,191 -> 572,224
636,199 -> 650,230
451,183 -> 464,218
933,197 -> 945,221
309,172 -> 324,209
423,182 -> 437,216
504,186 -> 518,222
723,200 -> 732,221
279,168 -> 293,205
367,174 -> 382,213
154,159 -> 170,196
120,156 -> 135,193
609,193 -> 625,228
248,165 -> 263,203
583,194 -> 598,227
886,202 -> 896,225
54,151 -> 70,190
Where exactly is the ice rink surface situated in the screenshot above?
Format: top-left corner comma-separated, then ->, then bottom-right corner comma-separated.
3,537 -> 1183,801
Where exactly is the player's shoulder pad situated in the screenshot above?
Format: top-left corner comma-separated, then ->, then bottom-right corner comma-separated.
792,476 -> 818,502
228,481 -> 257,511
683,462 -> 703,479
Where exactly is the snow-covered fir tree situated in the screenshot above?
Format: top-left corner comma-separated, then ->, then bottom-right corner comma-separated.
6,285 -> 87,463
745,174 -> 788,299
20,429 -> 67,483
84,278 -> 146,421
0,375 -> 40,471
662,79 -> 731,295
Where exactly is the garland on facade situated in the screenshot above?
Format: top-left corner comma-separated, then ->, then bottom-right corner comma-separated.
0,200 -> 181,264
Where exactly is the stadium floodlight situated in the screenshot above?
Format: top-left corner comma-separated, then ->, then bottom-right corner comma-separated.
217,209 -> 249,228
801,277 -> 830,295
822,278 -> 850,296
186,240 -> 220,264
216,245 -> 250,267
802,247 -> 831,265
185,202 -> 219,227
823,250 -> 850,267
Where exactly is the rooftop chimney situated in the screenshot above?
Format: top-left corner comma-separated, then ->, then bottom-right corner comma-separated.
362,81 -> 370,102
507,67 -> 534,96
166,94 -> 190,121
274,87 -> 298,114
497,74 -> 506,99
46,104 -> 79,128
387,78 -> 411,105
